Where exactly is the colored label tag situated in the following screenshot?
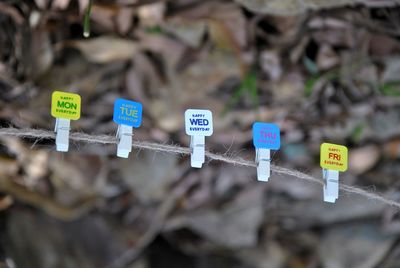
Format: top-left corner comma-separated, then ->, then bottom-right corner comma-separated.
252,122 -> 280,150
320,143 -> 348,172
113,98 -> 142,127
185,109 -> 213,136
51,91 -> 81,120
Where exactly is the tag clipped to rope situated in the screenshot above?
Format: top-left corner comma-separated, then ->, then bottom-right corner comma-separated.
113,98 -> 142,158
185,109 -> 213,168
51,91 -> 81,152
320,143 -> 348,203
252,122 -> 280,182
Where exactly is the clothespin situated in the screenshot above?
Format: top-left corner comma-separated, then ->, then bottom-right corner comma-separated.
113,98 -> 142,158
185,109 -> 213,168
320,143 -> 348,203
252,122 -> 280,182
51,91 -> 81,152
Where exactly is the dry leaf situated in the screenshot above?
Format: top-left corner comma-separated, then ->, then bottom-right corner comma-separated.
319,223 -> 395,268
261,50 -> 282,81
90,4 -> 119,32
119,151 -> 178,202
208,3 -> 247,51
78,0 -> 89,14
34,0 -> 48,9
349,145 -> 380,175
66,36 -> 139,63
138,2 -> 165,28
117,8 -> 134,34
235,0 -> 370,15
164,17 -> 206,48
235,0 -> 305,15
0,156 -> 19,177
316,44 -> 339,70
171,186 -> 265,248
51,0 -> 71,9
0,196 -> 13,211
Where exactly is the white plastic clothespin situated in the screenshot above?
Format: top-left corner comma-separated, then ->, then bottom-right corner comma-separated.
116,124 -> 133,158
113,98 -> 142,158
255,148 -> 271,181
54,118 -> 70,152
320,143 -> 348,203
323,169 -> 339,203
185,109 -> 213,168
253,122 -> 280,182
51,91 -> 81,152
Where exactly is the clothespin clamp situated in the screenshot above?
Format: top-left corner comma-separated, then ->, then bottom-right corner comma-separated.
252,122 -> 280,182
51,91 -> 81,152
185,109 -> 213,168
113,98 -> 142,158
320,143 -> 348,203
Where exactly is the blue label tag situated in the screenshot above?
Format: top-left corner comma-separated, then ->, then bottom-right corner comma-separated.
253,122 -> 280,149
113,98 -> 142,127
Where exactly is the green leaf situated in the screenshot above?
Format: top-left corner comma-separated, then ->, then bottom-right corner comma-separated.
304,70 -> 339,97
379,83 -> 400,96
351,123 -> 365,143
223,71 -> 258,115
304,76 -> 319,97
303,56 -> 319,75
145,25 -> 164,35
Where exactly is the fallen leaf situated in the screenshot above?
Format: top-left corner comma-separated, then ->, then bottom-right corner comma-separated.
235,0 -> 305,15
369,34 -> 400,57
0,196 -> 13,211
90,3 -> 118,32
116,7 -> 134,34
319,223 -> 395,268
0,156 -> 19,177
208,3 -> 248,52
261,50 -> 282,81
316,44 -> 339,70
171,186 -> 265,248
238,242 -> 287,268
235,0 -> 369,15
22,29 -> 54,79
51,0 -> 71,9
34,0 -> 48,9
382,57 -> 400,84
288,194 -> 386,227
24,150 -> 49,188
119,150 -> 178,202
164,17 -> 206,48
138,2 -> 165,28
349,145 -> 381,175
65,36 -> 139,63
78,0 -> 89,14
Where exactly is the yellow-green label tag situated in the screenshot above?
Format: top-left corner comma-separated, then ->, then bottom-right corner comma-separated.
51,91 -> 81,120
320,143 -> 348,172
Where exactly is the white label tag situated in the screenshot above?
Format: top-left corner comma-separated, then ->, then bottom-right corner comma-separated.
185,109 -> 213,136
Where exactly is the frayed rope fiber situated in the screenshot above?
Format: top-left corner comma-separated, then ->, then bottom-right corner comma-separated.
0,127 -> 399,209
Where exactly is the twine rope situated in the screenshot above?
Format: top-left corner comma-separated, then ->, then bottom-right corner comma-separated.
0,127 -> 399,209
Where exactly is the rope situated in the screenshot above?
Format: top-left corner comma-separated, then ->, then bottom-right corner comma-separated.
0,127 -> 399,209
